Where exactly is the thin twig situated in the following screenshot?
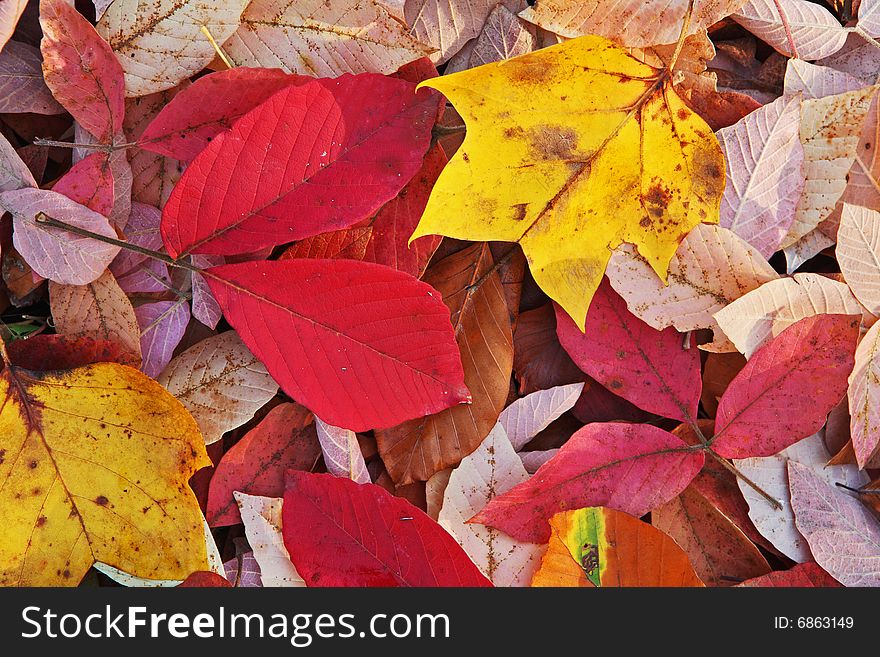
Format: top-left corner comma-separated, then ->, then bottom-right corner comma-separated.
432,124 -> 467,137
201,24 -> 235,69
466,244 -> 517,294
33,138 -> 137,152
667,0 -> 696,73
34,213 -> 200,273
709,450 -> 783,509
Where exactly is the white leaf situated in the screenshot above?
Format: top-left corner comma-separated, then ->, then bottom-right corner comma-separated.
158,332 -> 279,445
0,132 -> 36,192
97,0 -> 250,96
520,449 -> 558,474
734,432 -> 866,562
438,424 -> 544,586
838,203 -> 880,316
783,58 -> 864,99
519,0 -> 746,48
783,228 -> 835,273
315,417 -> 370,484
783,86 -> 877,248
732,0 -> 848,60
789,460 -> 880,586
714,273 -> 863,358
405,0 -> 504,64
848,320 -> 880,467
234,493 -> 305,588
223,0 -> 432,77
498,382 -> 584,451
607,224 -> 779,347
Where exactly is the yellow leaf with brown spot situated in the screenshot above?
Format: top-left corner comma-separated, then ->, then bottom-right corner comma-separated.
410,35 -> 725,329
0,362 -> 211,586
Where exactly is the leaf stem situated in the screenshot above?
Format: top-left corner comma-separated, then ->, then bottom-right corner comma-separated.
667,0 -> 695,73
33,213 -> 200,273
433,124 -> 466,136
466,243 -> 517,294
708,449 -> 783,509
201,24 -> 235,69
772,0 -> 800,59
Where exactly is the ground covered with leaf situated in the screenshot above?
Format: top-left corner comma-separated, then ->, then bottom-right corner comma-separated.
1,0 -> 879,588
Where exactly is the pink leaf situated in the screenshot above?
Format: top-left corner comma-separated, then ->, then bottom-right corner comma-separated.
39,0 -> 124,143
190,255 -> 224,329
0,40 -> 64,114
471,422 -> 705,543
737,562 -> 843,587
110,202 -> 170,293
1,187 -> 119,285
713,314 -> 859,459
717,94 -> 804,257
789,460 -> 880,586
555,279 -> 702,422
135,299 -> 190,378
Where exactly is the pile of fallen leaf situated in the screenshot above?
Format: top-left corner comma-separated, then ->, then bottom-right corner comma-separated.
1,0 -> 880,588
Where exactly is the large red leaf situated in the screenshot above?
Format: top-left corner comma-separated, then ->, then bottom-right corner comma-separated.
39,0 -> 124,143
472,422 -> 705,543
712,314 -> 858,458
281,144 -> 445,279
206,403 -> 321,527
161,74 -> 440,258
203,259 -> 470,432
138,67 -> 308,162
282,471 -> 491,587
555,280 -> 702,422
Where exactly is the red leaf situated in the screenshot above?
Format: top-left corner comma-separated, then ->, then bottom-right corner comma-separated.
52,152 -> 114,216
38,0 -> 124,143
161,74 -> 441,258
204,259 -> 470,431
712,314 -> 858,458
555,280 -> 702,422
6,335 -> 125,370
472,422 -> 705,543
281,144 -> 445,278
139,67 -> 308,162
737,562 -> 843,587
206,403 -> 321,527
282,471 -> 491,587
177,572 -> 233,588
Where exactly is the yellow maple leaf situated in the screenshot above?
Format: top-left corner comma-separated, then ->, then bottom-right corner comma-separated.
411,35 -> 725,329
0,362 -> 211,586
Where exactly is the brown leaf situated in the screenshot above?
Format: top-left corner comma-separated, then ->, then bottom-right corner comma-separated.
49,270 -> 141,366
376,242 -> 513,483
512,303 -> 584,394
